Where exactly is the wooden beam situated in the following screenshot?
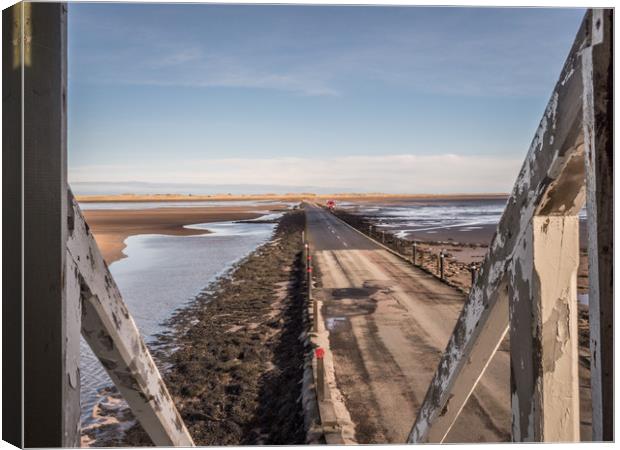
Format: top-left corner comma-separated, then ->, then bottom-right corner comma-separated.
509,216 -> 580,441
66,192 -> 195,447
408,12 -> 590,443
23,3 -> 80,446
582,8 -> 614,442
2,4 -> 24,447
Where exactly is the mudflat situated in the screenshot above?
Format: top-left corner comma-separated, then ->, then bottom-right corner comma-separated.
83,205 -> 285,264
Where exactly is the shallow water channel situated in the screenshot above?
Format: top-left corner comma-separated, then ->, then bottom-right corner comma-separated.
80,219 -> 277,426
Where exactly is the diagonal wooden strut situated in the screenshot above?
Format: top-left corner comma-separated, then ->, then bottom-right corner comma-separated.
408,10 -> 603,443
67,191 -> 195,446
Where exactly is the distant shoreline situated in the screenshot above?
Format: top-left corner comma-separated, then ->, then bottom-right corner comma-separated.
76,192 -> 510,203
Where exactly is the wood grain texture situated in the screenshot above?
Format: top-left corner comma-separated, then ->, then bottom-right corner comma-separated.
23,3 -> 79,446
2,4 -> 23,446
582,8 -> 614,442
408,11 -> 591,443
67,192 -> 195,447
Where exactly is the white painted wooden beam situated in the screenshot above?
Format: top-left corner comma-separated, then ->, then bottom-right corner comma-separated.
582,8 -> 614,442
66,191 -> 195,447
509,216 -> 580,441
408,11 -> 591,443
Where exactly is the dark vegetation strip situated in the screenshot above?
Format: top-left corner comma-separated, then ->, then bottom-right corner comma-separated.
123,210 -> 308,445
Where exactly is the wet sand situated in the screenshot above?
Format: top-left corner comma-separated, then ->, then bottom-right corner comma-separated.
83,205 -> 286,264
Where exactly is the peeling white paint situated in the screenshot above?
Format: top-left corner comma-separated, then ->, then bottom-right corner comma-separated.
66,192 -> 195,447
408,12 -> 592,444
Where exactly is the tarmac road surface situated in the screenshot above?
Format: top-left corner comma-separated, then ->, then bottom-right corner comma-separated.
305,202 -> 511,443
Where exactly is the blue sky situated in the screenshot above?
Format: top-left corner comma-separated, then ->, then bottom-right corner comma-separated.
68,4 -> 585,194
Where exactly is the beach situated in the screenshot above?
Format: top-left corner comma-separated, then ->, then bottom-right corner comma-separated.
82,204 -> 288,264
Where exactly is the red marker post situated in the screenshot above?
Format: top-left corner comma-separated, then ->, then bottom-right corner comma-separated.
315,347 -> 326,401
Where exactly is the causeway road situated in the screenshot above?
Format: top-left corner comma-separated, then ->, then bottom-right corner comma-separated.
305,203 -> 511,443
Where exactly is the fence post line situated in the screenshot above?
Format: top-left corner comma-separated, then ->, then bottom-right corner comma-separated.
508,216 -> 580,441
582,8 -> 613,441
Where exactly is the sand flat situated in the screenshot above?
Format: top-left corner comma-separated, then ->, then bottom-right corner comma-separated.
83,205 -> 287,264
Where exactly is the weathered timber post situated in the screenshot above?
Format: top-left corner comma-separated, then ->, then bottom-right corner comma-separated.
67,195 -> 195,446
439,250 -> 445,280
381,230 -> 385,243
412,242 -> 417,265
3,4 -> 24,446
302,230 -> 305,244
408,11 -> 590,443
368,224 -> 372,236
468,263 -> 479,287
19,3 -> 80,446
509,217 -> 580,441
582,9 -> 613,441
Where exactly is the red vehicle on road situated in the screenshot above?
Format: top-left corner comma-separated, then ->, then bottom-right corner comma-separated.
326,200 -> 336,210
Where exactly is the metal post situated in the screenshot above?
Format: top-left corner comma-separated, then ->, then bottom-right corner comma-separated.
307,246 -> 312,300
316,348 -> 326,401
313,299 -> 319,333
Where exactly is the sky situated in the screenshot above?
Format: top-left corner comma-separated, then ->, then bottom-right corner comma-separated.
68,4 -> 585,194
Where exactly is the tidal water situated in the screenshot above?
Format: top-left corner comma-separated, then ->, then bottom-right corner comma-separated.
339,198 -> 587,242
79,219 -> 277,425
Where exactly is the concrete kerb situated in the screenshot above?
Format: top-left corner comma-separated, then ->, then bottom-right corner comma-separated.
301,203 -> 356,445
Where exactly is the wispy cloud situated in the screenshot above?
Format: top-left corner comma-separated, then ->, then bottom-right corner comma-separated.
69,5 -> 583,98
69,154 -> 521,194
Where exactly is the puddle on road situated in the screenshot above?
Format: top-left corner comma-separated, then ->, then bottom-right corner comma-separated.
326,316 -> 348,332
331,286 -> 378,300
